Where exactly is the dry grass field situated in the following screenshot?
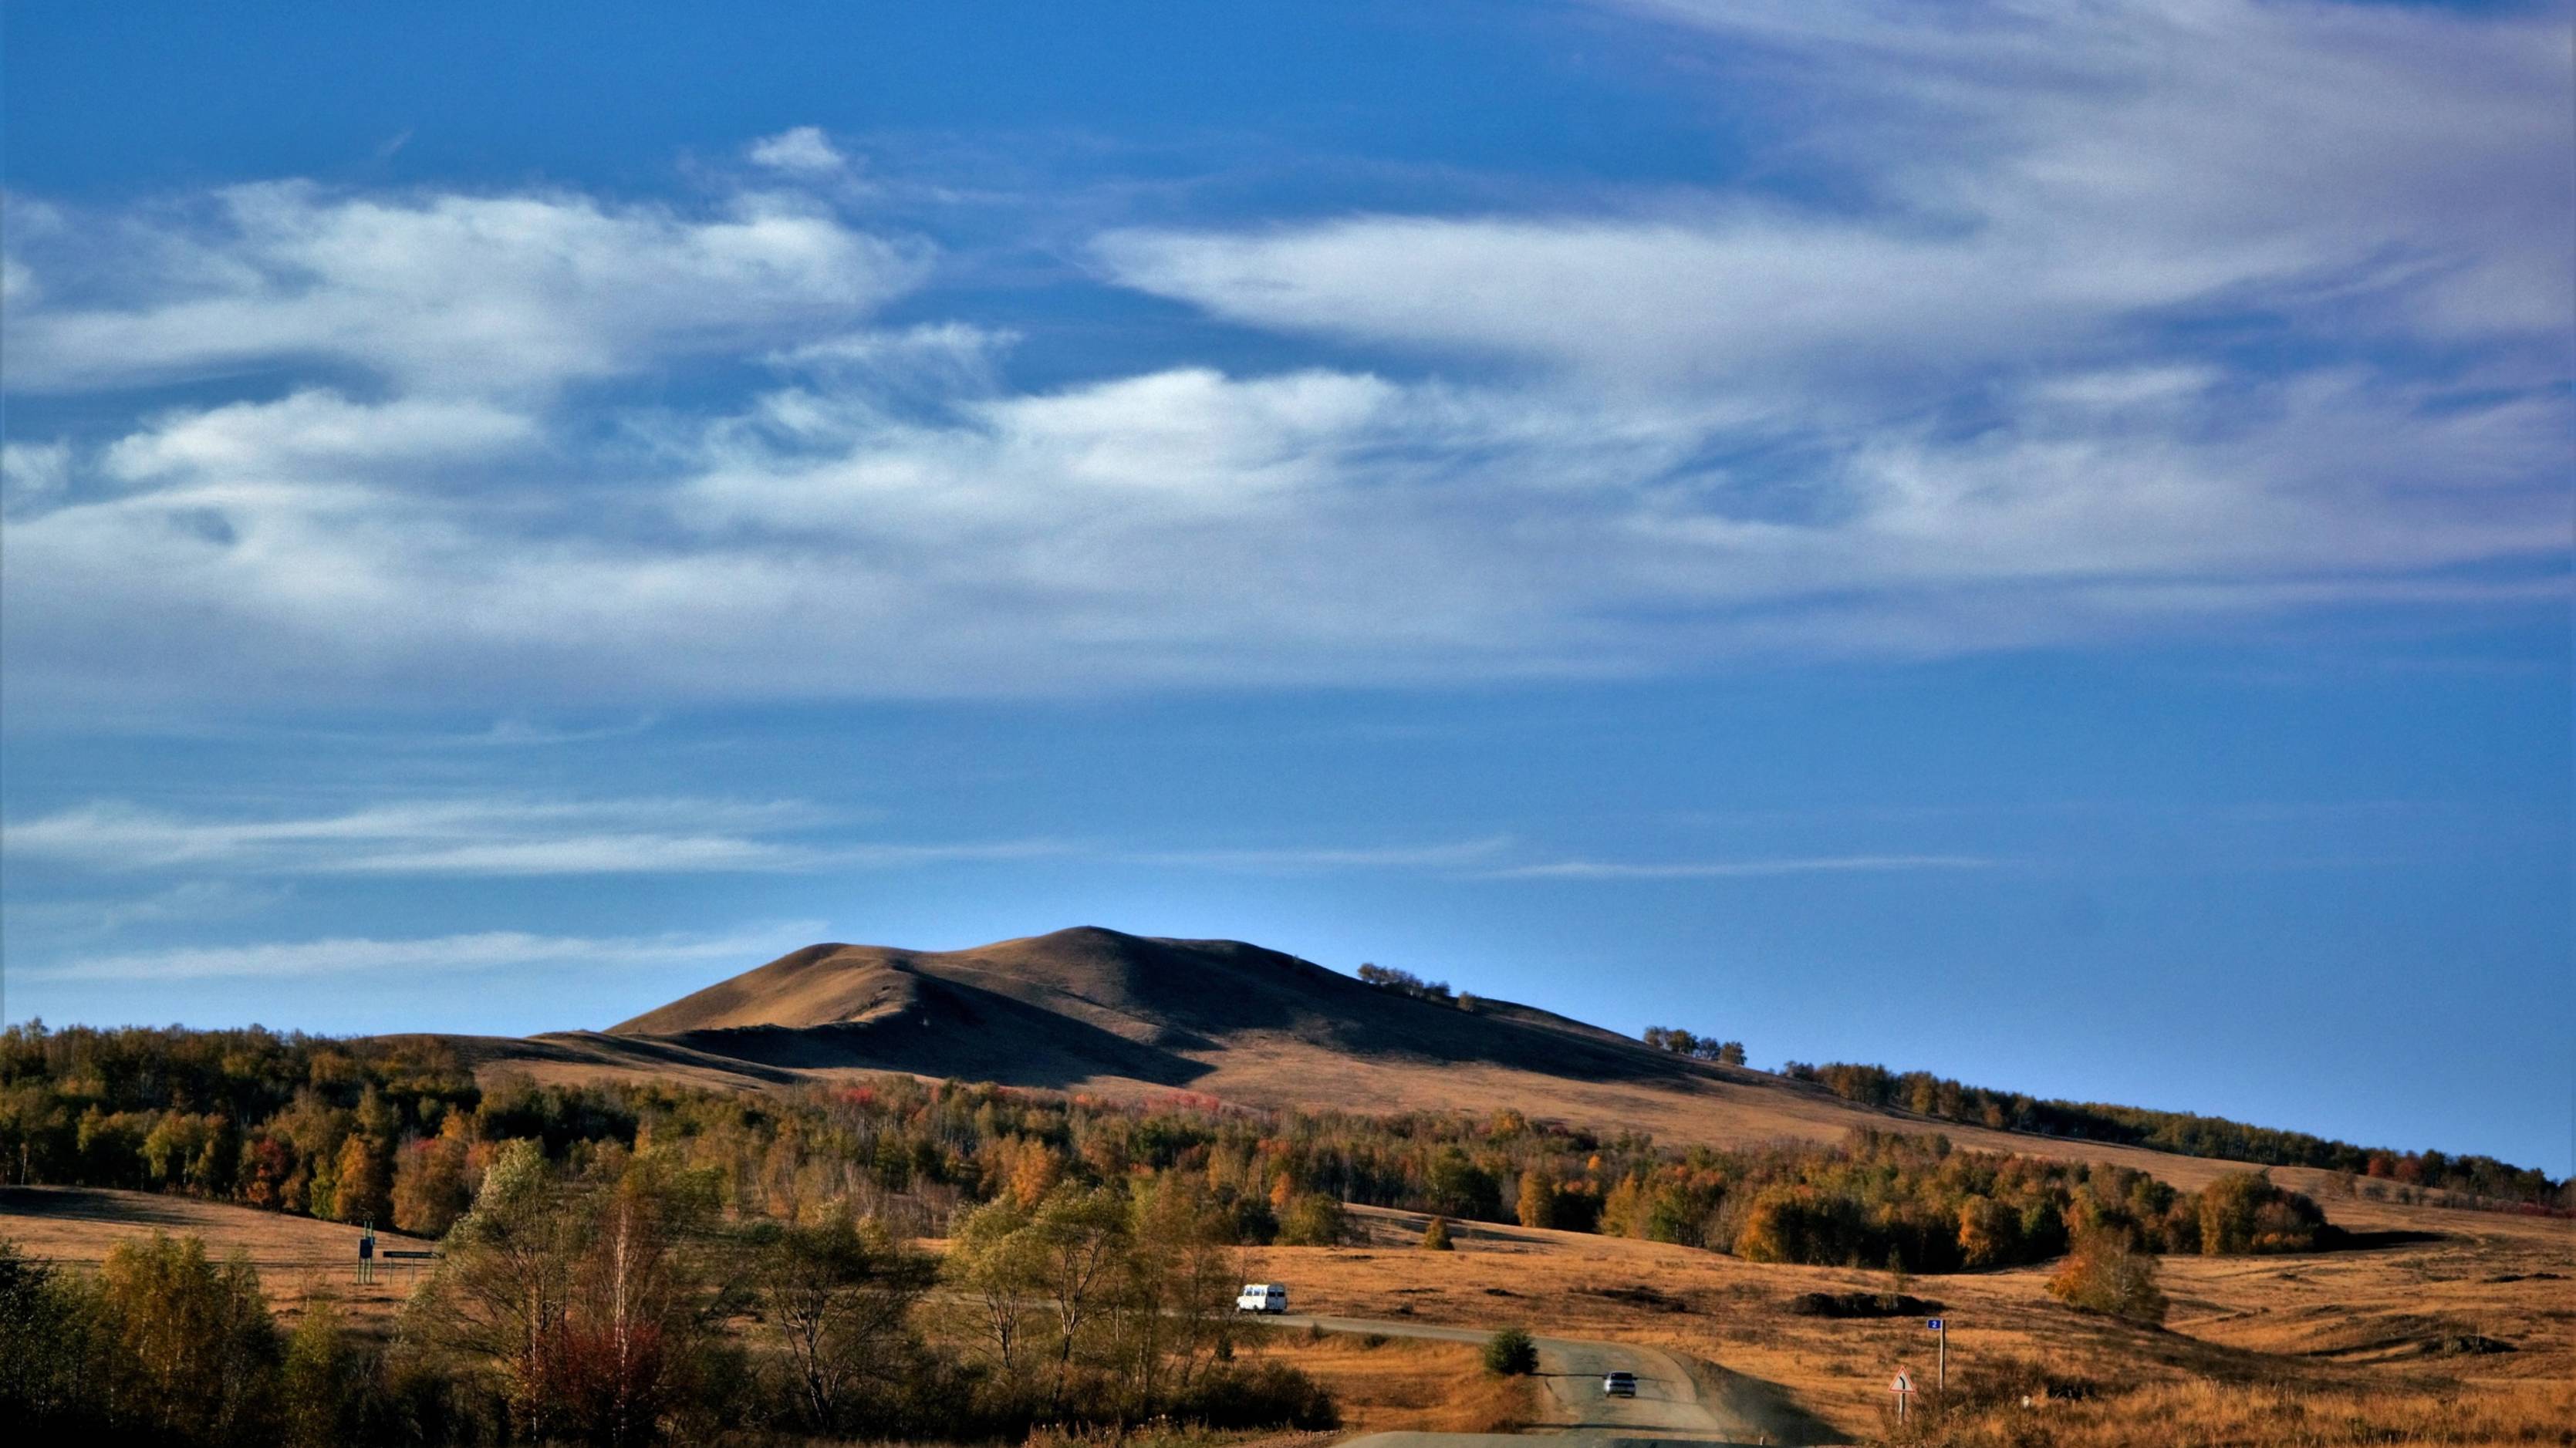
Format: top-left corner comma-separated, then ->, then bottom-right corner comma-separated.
1228,1333 -> 1538,1436
3,1183 -> 2567,1444
0,1184 -> 428,1336
1243,1205 -> 2574,1444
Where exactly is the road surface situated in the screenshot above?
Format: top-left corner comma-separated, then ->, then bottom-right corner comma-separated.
1251,1313 -> 1819,1448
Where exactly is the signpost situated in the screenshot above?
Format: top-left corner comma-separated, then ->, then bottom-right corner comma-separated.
1927,1318 -> 1946,1398
1889,1370 -> 1913,1423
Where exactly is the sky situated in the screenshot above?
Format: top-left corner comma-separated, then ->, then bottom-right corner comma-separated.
2,1 -> 2569,1175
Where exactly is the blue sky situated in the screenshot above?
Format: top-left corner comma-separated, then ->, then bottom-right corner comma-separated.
3,1 -> 2568,1174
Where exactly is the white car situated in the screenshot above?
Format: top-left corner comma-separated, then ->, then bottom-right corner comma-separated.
1236,1282 -> 1289,1314
1602,1371 -> 1638,1398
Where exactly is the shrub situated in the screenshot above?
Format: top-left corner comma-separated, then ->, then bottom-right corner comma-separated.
1481,1327 -> 1538,1376
1421,1216 -> 1453,1251
1169,1360 -> 1340,1430
2046,1229 -> 2168,1326
1278,1193 -> 1347,1247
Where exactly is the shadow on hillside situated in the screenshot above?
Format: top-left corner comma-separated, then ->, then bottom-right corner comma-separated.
0,1184 -> 205,1227
655,971 -> 1220,1090
2320,1227 -> 2450,1252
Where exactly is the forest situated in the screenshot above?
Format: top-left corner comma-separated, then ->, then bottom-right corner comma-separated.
2,1021 -> 2360,1278
1777,1059 -> 2564,1208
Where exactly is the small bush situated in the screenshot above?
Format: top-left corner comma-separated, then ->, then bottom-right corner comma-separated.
1482,1327 -> 1538,1376
1421,1216 -> 1453,1251
1169,1360 -> 1341,1430
2047,1229 -> 2168,1326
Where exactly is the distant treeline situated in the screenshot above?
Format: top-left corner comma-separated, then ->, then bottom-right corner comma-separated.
2,1021 -> 2382,1280
1780,1060 -> 2567,1209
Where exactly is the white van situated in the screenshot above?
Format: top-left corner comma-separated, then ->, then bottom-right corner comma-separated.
1235,1282 -> 1289,1314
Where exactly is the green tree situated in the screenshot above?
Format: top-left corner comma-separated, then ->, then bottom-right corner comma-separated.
1481,1327 -> 1538,1375
755,1212 -> 934,1433
97,1232 -> 282,1446
1420,1215 -> 1453,1251
0,1237 -> 110,1432
1278,1193 -> 1348,1247
944,1196 -> 1045,1382
281,1291 -> 363,1448
409,1139 -> 576,1437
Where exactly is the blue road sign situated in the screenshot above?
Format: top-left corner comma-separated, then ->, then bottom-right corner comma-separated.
1926,1318 -> 1943,1330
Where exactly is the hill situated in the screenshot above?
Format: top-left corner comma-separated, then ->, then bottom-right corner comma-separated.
444,926 -> 2398,1205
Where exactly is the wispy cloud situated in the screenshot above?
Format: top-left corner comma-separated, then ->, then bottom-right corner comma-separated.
2,795 -> 1520,881
1486,854 -> 2002,880
1123,837 -> 1517,873
25,922 -> 824,982
3,798 -> 832,876
2,880 -> 295,939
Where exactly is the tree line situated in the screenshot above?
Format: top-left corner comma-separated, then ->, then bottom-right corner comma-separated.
1640,1025 -> 1745,1065
4,1021 -> 2370,1282
1780,1059 -> 2566,1208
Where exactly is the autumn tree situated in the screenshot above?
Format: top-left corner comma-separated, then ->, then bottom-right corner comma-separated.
2197,1171 -> 2324,1255
1514,1170 -> 1556,1230
1420,1215 -> 1453,1251
2045,1228 -> 2166,1326
391,1135 -> 476,1237
333,1133 -> 393,1227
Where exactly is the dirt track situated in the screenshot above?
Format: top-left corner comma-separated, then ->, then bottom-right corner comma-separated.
1251,1311 -> 1832,1447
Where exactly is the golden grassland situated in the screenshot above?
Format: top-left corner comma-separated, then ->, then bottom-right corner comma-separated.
1248,1204 -> 2572,1444
0,1183 -> 427,1334
6,1185 -> 2568,1445
1227,1334 -> 1537,1436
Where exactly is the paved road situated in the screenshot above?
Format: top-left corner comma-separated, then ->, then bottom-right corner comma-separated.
1249,1313 -> 1811,1447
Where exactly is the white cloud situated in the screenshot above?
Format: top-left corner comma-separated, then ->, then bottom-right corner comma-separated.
4,181 -> 923,394
102,390 -> 538,481
26,922 -> 823,982
748,126 -> 848,175
2,10 -> 2566,718
1126,838 -> 1517,873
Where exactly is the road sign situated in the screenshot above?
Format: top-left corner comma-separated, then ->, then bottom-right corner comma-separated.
1926,1318 -> 1943,1330
1891,1372 -> 1912,1394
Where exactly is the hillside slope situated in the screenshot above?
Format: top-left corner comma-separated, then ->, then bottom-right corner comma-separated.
455,925 -> 2389,1203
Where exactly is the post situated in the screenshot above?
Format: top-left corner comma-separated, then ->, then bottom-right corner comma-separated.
1938,1319 -> 1946,1399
